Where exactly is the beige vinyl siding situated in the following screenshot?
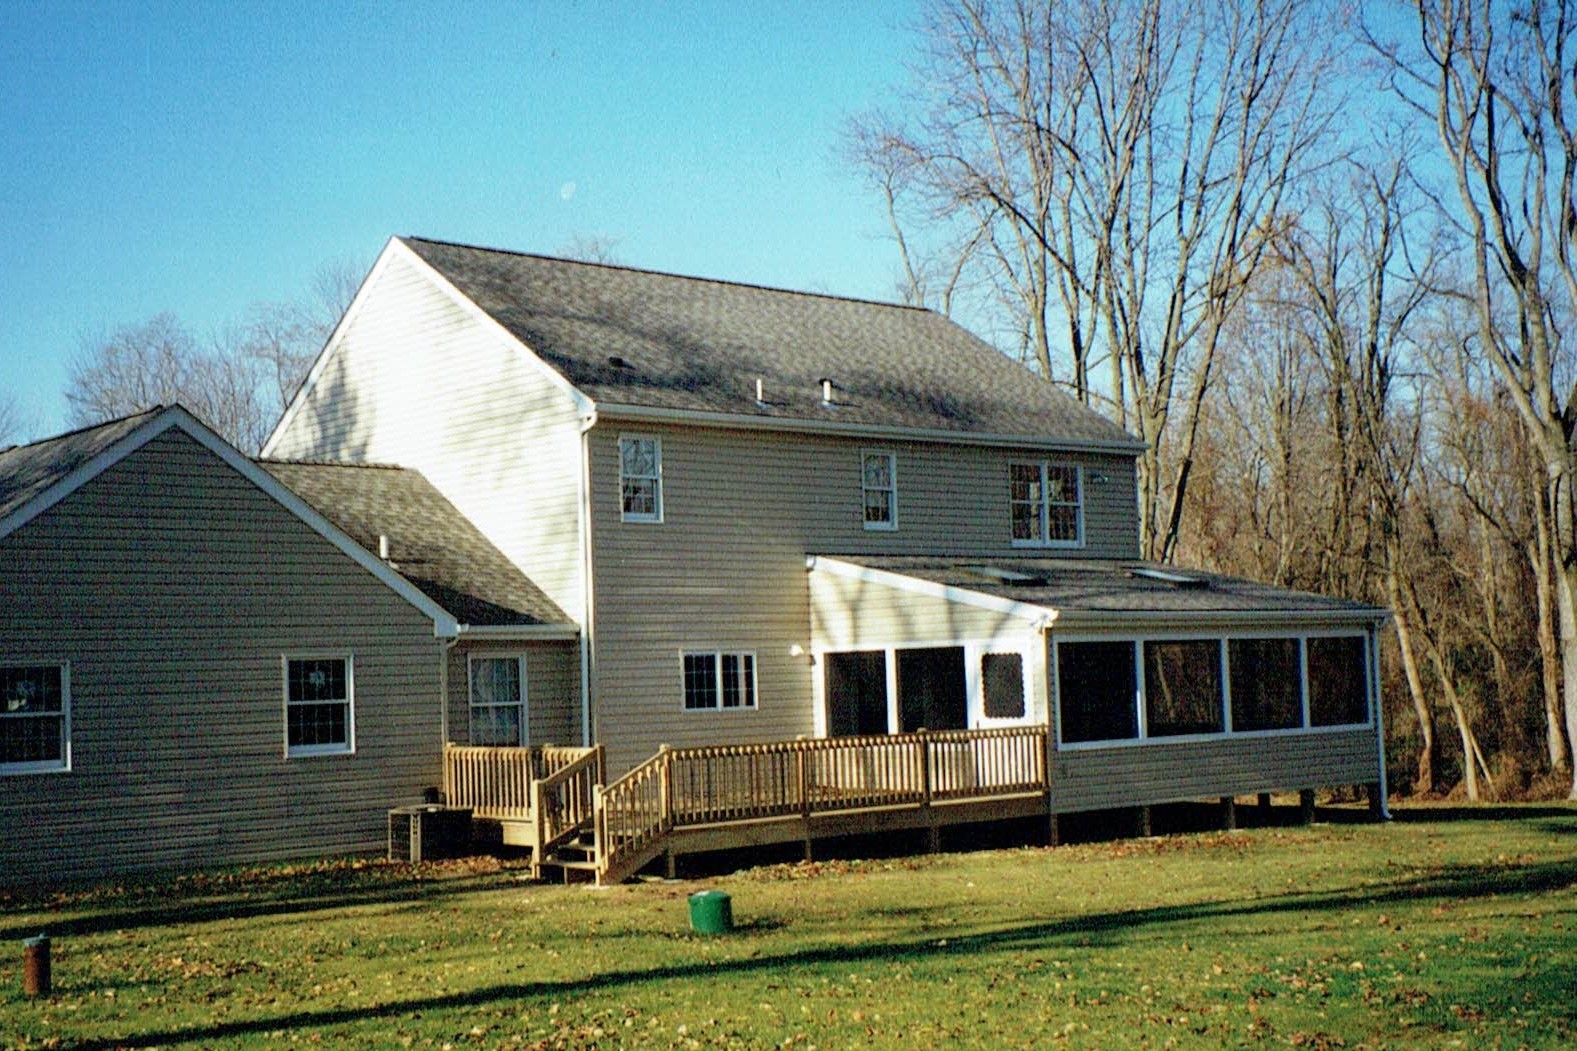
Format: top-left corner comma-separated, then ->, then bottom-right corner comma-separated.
0,430 -> 443,884
267,249 -> 586,619
446,641 -> 581,747
1050,729 -> 1379,812
587,424 -> 1129,771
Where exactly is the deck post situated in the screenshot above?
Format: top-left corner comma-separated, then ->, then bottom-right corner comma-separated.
1366,781 -> 1386,821
659,745 -> 673,832
1299,789 -> 1317,825
1047,813 -> 1060,847
1136,805 -> 1152,838
1219,796 -> 1237,831
1257,792 -> 1273,825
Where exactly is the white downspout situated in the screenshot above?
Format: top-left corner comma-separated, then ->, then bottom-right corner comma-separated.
577,409 -> 598,748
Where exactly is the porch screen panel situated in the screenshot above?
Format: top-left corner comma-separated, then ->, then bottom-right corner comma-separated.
1056,641 -> 1138,743
1229,638 -> 1301,731
1143,640 -> 1223,736
982,653 -> 1026,719
1307,636 -> 1369,726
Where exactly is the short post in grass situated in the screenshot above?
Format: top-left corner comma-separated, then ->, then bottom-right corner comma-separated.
22,934 -> 50,997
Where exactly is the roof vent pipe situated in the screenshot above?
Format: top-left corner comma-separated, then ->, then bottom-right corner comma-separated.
756,378 -> 765,404
378,534 -> 390,560
820,378 -> 834,405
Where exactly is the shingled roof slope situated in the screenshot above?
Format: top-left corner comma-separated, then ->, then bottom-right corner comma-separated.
0,408 -> 162,524
401,237 -> 1142,448
261,460 -> 571,627
823,556 -> 1385,618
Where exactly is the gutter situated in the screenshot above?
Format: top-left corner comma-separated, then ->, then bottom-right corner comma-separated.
592,401 -> 1147,456
454,623 -> 582,641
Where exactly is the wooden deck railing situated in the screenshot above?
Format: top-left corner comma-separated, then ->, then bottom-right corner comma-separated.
532,745 -> 605,859
597,726 -> 1050,883
442,744 -> 600,823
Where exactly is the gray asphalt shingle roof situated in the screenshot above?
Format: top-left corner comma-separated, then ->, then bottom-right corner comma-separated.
0,408 -> 161,525
261,460 -> 571,627
402,237 -> 1142,449
827,556 -> 1385,619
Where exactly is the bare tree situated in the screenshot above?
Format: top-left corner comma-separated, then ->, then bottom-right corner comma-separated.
1374,0 -> 1577,796
558,234 -> 627,266
0,392 -> 31,445
66,314 -> 272,451
240,258 -> 364,412
848,0 -> 1341,559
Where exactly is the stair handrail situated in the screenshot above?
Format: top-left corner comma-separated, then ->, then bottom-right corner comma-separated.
594,745 -> 673,882
531,744 -> 606,855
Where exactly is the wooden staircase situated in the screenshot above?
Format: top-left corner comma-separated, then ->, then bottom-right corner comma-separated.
445,726 -> 1054,886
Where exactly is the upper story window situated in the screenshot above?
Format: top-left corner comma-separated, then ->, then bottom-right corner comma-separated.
2,663 -> 70,774
620,436 -> 663,522
861,451 -> 897,531
1010,462 -> 1082,547
284,655 -> 354,757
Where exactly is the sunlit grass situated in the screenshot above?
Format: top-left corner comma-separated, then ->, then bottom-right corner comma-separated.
2,806 -> 1574,1049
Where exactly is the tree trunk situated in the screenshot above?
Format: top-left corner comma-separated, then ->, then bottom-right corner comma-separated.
1531,485 -> 1568,772
1555,557 -> 1577,800
1386,563 -> 1435,794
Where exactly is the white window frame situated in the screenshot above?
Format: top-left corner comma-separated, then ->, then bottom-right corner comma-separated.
619,434 -> 664,523
681,651 -> 758,712
861,450 -> 898,531
1052,628 -> 1374,750
976,647 -> 1032,726
467,652 -> 529,747
283,653 -> 356,758
1009,462 -> 1084,548
811,635 -> 1041,737
1,661 -> 71,775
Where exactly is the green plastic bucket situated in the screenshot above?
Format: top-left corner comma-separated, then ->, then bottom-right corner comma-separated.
688,890 -> 733,934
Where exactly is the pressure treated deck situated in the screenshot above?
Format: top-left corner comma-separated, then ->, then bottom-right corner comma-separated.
444,727 -> 1054,884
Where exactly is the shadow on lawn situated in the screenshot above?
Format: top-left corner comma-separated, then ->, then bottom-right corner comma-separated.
50,855 -> 1577,1051
0,871 -> 512,944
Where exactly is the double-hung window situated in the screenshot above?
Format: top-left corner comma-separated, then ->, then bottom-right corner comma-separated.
1,663 -> 70,773
620,436 -> 663,522
861,451 -> 897,530
284,655 -> 354,757
469,654 -> 527,746
1010,462 -> 1082,546
682,652 -> 756,711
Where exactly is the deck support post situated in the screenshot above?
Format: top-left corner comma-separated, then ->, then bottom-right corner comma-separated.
664,849 -> 676,880
1257,792 -> 1272,825
1366,781 -> 1386,821
1299,789 -> 1316,825
1219,796 -> 1237,831
925,822 -> 940,854
1047,812 -> 1060,848
1136,805 -> 1152,838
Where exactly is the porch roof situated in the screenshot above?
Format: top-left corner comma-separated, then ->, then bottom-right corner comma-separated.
807,555 -> 1387,628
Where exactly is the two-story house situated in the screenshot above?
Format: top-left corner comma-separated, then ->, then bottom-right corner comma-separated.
265,237 -> 1388,823
2,236 -> 1388,885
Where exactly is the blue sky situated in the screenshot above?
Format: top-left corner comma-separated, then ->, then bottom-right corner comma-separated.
1,1 -> 921,438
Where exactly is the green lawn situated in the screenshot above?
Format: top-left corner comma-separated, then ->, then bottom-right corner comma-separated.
2,807 -> 1574,1050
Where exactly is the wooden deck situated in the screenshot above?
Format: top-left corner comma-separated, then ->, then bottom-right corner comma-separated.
445,727 -> 1053,885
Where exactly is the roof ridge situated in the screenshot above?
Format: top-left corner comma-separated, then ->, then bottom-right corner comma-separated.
0,405 -> 165,457
403,235 -> 937,315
